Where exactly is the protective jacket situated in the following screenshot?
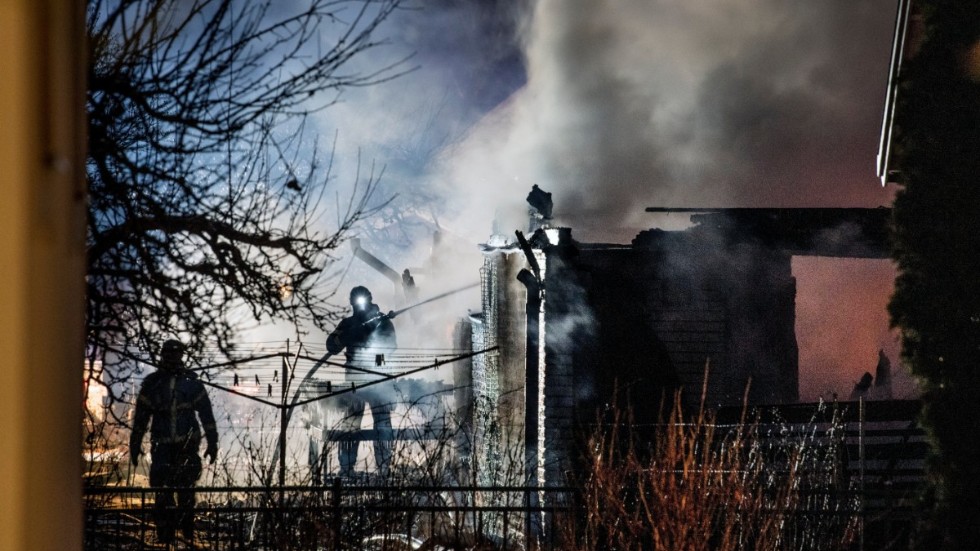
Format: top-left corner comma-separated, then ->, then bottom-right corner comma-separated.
326,303 -> 396,383
324,301 -> 398,474
131,369 -> 218,452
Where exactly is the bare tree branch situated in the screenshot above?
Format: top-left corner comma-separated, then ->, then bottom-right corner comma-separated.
86,0 -> 403,411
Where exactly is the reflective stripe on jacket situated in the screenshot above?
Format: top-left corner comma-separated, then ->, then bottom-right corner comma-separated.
131,370 -> 218,452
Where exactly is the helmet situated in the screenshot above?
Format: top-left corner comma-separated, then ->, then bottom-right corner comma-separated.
162,339 -> 184,355
160,339 -> 185,370
349,286 -> 373,310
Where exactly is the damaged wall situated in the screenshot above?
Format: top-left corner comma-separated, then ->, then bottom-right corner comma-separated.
462,207 -> 890,490
466,246 -> 532,487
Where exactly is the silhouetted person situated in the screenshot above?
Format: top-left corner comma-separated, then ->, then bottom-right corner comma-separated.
849,371 -> 874,401
874,349 -> 893,399
326,286 -> 397,476
402,269 -> 416,298
130,339 -> 218,546
526,184 -> 553,219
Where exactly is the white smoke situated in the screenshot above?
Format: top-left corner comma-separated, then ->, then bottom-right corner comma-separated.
432,0 -> 899,244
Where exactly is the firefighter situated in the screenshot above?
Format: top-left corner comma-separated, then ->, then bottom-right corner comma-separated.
130,339 -> 218,546
326,286 -> 397,476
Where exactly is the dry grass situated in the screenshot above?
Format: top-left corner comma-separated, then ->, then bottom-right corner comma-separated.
84,373 -> 861,550
566,380 -> 860,551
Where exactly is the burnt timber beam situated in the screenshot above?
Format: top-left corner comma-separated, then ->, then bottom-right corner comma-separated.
644,207 -> 891,258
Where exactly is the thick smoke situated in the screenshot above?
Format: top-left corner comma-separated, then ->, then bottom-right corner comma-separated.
434,0 -> 899,243
299,1 -> 908,403
293,0 -> 902,290
248,1 -> 527,341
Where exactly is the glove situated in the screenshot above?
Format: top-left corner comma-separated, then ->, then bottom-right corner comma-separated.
205,443 -> 218,464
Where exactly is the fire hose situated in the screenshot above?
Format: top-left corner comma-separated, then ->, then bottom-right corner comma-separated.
265,281 -> 480,484
287,281 -> 479,416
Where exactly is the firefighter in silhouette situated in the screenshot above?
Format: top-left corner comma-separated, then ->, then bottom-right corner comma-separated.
130,339 -> 218,545
873,349 -> 893,399
326,286 -> 397,476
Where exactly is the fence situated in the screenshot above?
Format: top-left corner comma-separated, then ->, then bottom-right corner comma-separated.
85,400 -> 927,550
84,481 -> 575,550
715,399 -> 927,549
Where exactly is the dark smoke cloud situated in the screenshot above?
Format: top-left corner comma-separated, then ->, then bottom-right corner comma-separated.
435,0 -> 899,242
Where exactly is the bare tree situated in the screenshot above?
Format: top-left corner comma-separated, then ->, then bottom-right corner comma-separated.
85,0 -> 405,423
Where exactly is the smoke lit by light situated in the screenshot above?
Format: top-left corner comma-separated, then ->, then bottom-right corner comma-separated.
793,256 -> 916,402
544,228 -> 561,245
84,360 -> 107,421
253,1 -> 907,402
278,274 -> 294,301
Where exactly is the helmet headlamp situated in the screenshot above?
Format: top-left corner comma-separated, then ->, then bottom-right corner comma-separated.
349,286 -> 373,310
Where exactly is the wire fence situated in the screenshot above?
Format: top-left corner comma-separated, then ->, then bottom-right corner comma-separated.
84,482 -> 575,550
84,400 -> 927,550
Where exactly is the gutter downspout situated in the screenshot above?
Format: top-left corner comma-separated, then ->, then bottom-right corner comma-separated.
517,267 -> 542,544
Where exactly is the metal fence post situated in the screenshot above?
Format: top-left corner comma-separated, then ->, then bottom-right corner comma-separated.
332,477 -> 342,551
859,397 -> 865,551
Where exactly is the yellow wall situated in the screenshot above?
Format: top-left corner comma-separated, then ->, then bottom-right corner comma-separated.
0,1 -> 86,549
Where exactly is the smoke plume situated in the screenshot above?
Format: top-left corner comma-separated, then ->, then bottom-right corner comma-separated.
301,0 -> 910,402
434,0 -> 899,242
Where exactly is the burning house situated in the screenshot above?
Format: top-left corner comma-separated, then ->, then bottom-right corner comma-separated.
456,202 -> 891,490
